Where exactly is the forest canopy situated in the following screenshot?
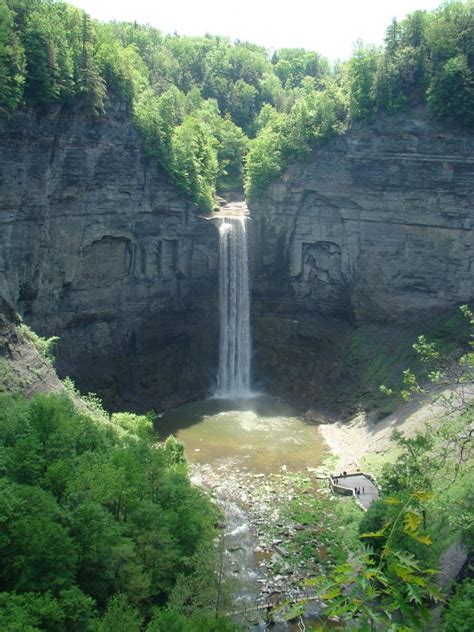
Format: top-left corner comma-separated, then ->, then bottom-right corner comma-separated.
0,390 -> 237,631
0,0 -> 473,208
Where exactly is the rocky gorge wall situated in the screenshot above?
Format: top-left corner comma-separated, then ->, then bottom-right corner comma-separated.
1,104 -> 473,414
0,104 -> 219,411
249,109 -> 474,406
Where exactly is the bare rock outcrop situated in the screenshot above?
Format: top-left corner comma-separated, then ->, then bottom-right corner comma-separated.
250,109 -> 474,405
0,104 -> 219,410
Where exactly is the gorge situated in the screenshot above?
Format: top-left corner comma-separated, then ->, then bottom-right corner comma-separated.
1,1 -> 473,627
1,106 -> 473,412
0,103 -> 219,411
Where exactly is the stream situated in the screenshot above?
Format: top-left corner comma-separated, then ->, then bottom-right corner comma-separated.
157,394 -> 329,629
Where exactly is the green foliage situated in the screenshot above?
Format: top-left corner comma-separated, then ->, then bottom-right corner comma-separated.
110,411 -> 154,440
244,79 -> 347,198
244,121 -> 285,198
171,115 -> 218,210
397,305 -> 474,410
428,54 -> 474,126
272,48 -> 329,89
316,491 -> 441,629
75,13 -> 106,114
344,43 -> 379,119
163,434 -> 186,465
0,391 -> 223,629
191,98 -> 249,191
96,594 -> 143,632
313,305 -> 474,628
443,578 -> 474,632
134,86 -> 184,168
148,605 -> 237,631
0,0 -> 25,111
0,591 -> 67,632
2,0 -> 472,203
19,324 -> 59,364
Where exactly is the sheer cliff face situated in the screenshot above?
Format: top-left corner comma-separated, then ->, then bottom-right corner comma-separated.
0,105 -> 219,410
250,110 -> 474,402
2,106 -> 473,412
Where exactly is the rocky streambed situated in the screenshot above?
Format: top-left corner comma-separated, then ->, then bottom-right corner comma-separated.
157,395 -> 350,629
191,462 -> 337,629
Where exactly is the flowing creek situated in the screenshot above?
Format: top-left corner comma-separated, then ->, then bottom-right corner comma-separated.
157,394 -> 329,629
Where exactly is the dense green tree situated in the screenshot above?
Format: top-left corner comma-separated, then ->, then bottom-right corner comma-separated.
148,606 -> 237,631
227,78 -> 258,134
343,42 -> 379,119
0,391 -> 223,629
1,0 -> 473,207
428,54 -> 474,125
75,13 -> 105,114
19,1 -> 77,106
443,579 -> 474,632
96,594 -> 143,632
0,0 -> 25,111
171,116 -> 218,210
134,86 -> 184,168
273,48 -> 329,89
192,97 -> 249,190
0,483 -> 78,593
244,123 -> 285,198
0,591 -> 65,632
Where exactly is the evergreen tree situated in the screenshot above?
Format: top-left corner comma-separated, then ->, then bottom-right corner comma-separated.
0,0 -> 25,111
76,13 -> 105,114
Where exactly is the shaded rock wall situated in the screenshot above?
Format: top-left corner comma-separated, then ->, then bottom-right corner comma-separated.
250,109 -> 474,404
2,104 -> 473,413
0,104 -> 219,410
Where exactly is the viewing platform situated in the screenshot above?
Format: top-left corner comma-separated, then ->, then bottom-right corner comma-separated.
329,472 -> 379,510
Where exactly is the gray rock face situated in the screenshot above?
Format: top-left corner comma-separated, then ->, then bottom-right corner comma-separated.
250,109 -> 474,403
1,104 -> 473,412
0,104 -> 219,410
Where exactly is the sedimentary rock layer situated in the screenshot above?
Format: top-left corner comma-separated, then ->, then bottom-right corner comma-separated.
250,109 -> 474,403
0,104 -> 219,410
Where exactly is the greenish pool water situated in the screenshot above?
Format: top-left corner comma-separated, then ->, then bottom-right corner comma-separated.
156,394 -> 326,473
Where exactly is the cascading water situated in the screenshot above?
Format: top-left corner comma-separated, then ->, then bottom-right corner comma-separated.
216,215 -> 251,397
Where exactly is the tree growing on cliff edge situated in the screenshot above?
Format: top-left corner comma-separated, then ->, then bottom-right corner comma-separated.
344,42 -> 379,120
0,0 -> 25,111
428,55 -> 474,127
171,116 -> 218,210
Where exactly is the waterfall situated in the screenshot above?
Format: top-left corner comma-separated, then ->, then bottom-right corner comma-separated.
216,216 -> 251,397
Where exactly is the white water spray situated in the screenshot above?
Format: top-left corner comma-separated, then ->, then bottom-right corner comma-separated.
216,215 -> 251,397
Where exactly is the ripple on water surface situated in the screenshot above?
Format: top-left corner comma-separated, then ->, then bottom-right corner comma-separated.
156,395 -> 326,473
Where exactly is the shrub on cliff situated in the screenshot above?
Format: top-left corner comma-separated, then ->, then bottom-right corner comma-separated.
0,0 -> 25,111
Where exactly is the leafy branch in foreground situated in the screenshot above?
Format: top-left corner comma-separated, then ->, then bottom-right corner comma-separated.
382,307 -> 474,490
312,306 -> 473,629
309,491 -> 441,630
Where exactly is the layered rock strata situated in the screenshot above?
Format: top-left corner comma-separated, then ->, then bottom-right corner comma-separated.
0,104 -> 219,410
250,109 -> 474,403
